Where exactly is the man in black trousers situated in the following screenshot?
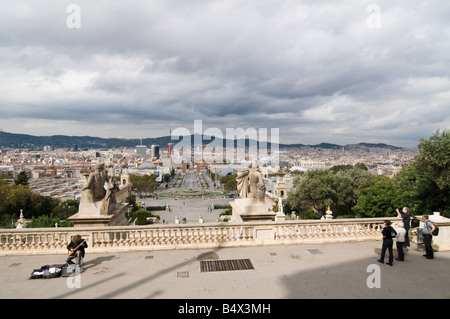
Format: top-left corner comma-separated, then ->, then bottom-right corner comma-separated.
378,220 -> 397,266
421,215 -> 436,259
397,207 -> 411,247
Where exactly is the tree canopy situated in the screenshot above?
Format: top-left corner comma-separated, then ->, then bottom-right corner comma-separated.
286,129 -> 450,219
130,174 -> 158,197
219,174 -> 237,193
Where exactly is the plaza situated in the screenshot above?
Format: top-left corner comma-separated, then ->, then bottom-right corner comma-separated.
138,171 -> 233,224
2,170 -> 449,302
1,240 -> 449,299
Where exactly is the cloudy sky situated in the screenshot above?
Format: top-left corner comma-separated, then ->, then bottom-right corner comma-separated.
0,0 -> 449,148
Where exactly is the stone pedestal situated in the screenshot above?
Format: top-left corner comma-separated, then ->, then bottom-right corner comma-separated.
417,212 -> 450,251
325,207 -> 333,220
69,177 -> 131,228
275,198 -> 286,221
230,198 -> 276,222
68,204 -> 128,227
275,212 -> 286,221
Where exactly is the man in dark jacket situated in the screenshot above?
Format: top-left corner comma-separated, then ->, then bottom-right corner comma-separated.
421,215 -> 436,259
397,207 -> 411,246
378,220 -> 397,266
66,235 -> 88,266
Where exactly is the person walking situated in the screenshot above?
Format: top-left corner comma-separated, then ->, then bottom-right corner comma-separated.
378,220 -> 397,266
396,207 -> 411,246
421,214 -> 436,259
395,222 -> 406,261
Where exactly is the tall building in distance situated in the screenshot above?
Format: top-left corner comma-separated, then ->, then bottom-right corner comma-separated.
151,144 -> 160,159
168,143 -> 173,158
136,139 -> 147,157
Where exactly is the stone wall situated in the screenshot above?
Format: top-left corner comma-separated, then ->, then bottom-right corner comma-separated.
0,217 -> 401,256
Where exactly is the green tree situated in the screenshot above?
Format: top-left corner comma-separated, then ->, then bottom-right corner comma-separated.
352,175 -> 401,218
130,174 -> 157,196
33,196 -> 60,218
0,183 -> 33,218
220,174 -> 237,193
26,215 -> 59,228
286,167 -> 374,218
412,129 -> 450,215
415,129 -> 450,190
392,130 -> 450,217
287,169 -> 336,216
25,215 -> 72,228
14,171 -> 29,186
51,200 -> 78,220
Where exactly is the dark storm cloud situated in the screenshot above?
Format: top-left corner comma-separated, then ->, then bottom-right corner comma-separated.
0,0 -> 449,147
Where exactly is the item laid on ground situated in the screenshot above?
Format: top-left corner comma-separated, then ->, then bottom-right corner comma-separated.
61,264 -> 79,277
30,264 -> 66,279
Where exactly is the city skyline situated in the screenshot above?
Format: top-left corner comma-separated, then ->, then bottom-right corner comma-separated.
0,1 -> 449,148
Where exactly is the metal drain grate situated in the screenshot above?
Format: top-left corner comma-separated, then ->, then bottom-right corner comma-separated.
200,259 -> 254,272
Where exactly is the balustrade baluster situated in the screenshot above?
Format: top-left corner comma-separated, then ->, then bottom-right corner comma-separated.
0,219 -> 398,255
148,229 -> 158,245
111,232 -> 117,247
210,227 -> 217,243
163,229 -> 170,245
131,231 -> 139,246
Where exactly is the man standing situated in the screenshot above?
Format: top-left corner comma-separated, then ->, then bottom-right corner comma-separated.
395,222 -> 406,261
397,207 -> 411,247
378,220 -> 397,266
421,215 -> 436,259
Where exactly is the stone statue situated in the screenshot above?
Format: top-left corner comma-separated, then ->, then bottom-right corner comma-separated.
81,163 -> 108,203
101,175 -> 119,214
278,197 -> 283,214
230,163 -> 275,222
79,162 -> 119,215
236,169 -> 249,199
236,163 -> 266,202
70,162 -> 130,226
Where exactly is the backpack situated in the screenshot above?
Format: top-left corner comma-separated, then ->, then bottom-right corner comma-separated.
426,220 -> 439,236
432,224 -> 439,236
390,228 -> 397,238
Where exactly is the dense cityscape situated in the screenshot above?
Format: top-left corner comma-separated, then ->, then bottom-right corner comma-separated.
0,133 -> 417,203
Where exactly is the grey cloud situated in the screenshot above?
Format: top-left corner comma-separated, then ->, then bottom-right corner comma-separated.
0,0 -> 449,147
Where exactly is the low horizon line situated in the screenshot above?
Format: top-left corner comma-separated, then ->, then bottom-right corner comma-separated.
0,129 -> 418,150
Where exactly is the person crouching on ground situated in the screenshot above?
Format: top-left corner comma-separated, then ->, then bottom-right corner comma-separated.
66,235 -> 88,266
395,222 -> 406,261
378,220 -> 397,266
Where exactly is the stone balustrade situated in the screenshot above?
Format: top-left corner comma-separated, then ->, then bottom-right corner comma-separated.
0,217 -> 401,256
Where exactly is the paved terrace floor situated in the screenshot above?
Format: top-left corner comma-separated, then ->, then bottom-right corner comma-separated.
1,241 -> 449,300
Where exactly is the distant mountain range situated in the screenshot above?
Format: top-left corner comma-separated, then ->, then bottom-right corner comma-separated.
0,131 -> 403,151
